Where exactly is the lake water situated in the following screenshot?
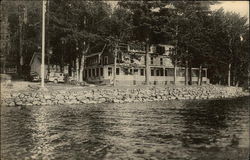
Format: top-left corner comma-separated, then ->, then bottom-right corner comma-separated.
1,97 -> 249,160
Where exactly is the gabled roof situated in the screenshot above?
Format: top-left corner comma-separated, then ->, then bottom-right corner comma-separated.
29,52 -> 48,66
29,52 -> 40,66
85,44 -> 107,58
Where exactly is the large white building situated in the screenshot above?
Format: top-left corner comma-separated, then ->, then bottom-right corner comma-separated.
83,43 -> 209,86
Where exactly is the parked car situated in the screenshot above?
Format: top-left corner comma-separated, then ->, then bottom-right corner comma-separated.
47,72 -> 65,83
26,72 -> 40,82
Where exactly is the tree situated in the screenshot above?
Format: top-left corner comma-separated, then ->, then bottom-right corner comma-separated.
205,8 -> 248,86
49,0 -> 111,81
118,1 -> 169,85
5,1 -> 42,75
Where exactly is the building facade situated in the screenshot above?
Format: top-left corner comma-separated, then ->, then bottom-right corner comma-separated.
29,52 -> 68,77
83,43 -> 209,86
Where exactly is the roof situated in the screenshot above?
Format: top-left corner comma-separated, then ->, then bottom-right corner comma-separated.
29,52 -> 48,66
85,44 -> 107,58
29,52 -> 40,66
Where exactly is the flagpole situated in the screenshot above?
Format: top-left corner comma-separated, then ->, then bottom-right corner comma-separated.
41,0 -> 46,88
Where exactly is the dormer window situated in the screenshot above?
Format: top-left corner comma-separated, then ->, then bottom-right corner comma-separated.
104,56 -> 108,64
156,46 -> 165,55
151,57 -> 154,64
166,47 -> 174,56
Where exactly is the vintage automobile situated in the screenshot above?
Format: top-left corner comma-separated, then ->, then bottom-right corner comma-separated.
47,72 -> 65,83
26,72 -> 41,82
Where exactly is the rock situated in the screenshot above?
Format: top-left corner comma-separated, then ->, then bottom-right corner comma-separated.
16,101 -> 23,106
33,101 -> 41,105
44,94 -> 51,100
113,99 -> 120,103
8,102 -> 15,106
46,100 -> 52,104
134,149 -> 145,154
26,103 -> 33,106
58,100 -> 65,104
2,85 -> 248,106
19,94 -> 25,98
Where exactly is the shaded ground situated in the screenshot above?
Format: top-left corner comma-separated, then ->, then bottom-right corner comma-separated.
1,80 -> 231,94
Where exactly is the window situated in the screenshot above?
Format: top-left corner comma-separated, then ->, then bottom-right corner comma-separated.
177,69 -> 185,77
88,69 -> 91,77
156,46 -> 165,54
202,70 -> 206,77
100,68 -> 103,76
104,56 -> 108,64
140,69 -> 144,76
99,58 -> 102,65
151,69 -> 154,76
192,69 -> 199,77
96,68 -> 99,77
108,67 -> 112,76
92,68 -> 95,77
134,69 -> 138,75
116,68 -> 120,75
156,69 -> 160,76
151,57 -> 154,64
160,68 -> 164,76
130,69 -> 133,75
165,69 -> 168,76
160,58 -> 163,65
169,48 -> 174,55
124,68 -> 129,75
117,53 -> 122,62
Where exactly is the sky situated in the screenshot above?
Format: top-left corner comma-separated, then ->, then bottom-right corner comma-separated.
210,1 -> 249,21
108,1 -> 249,22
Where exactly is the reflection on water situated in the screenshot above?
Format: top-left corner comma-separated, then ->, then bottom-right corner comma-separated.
1,97 -> 249,160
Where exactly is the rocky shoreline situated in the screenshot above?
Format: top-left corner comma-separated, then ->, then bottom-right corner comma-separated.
1,85 -> 249,106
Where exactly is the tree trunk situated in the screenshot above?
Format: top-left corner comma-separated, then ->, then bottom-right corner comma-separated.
75,57 -> 79,81
68,60 -> 72,77
198,65 -> 202,85
232,66 -> 238,86
79,55 -> 84,82
228,63 -> 231,86
60,51 -> 64,73
185,60 -> 188,86
188,60 -> 192,85
174,60 -> 177,85
19,21 -> 23,75
113,44 -> 117,86
145,40 -> 150,85
232,75 -> 236,86
235,81 -> 239,87
174,25 -> 178,86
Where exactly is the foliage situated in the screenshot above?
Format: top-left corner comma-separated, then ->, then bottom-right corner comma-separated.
4,1 -> 249,85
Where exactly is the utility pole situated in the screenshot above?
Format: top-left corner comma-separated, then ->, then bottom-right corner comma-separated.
46,0 -> 50,74
41,0 -> 46,88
